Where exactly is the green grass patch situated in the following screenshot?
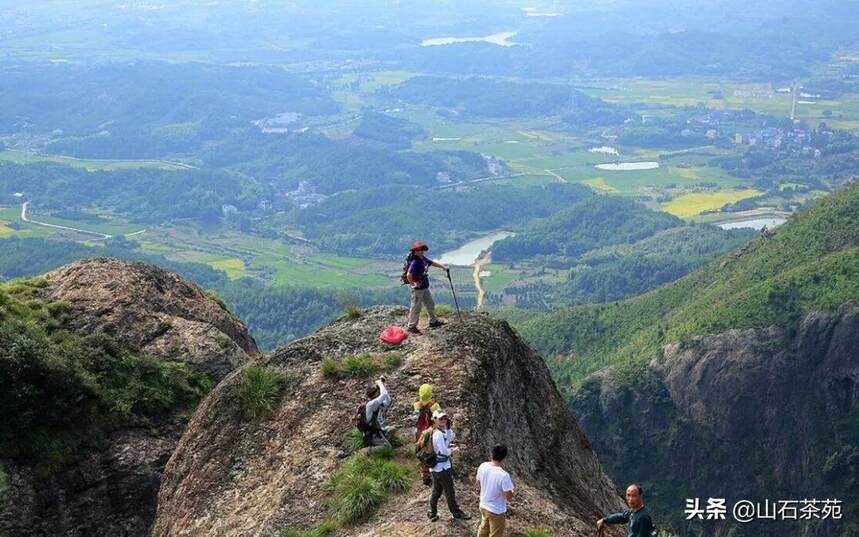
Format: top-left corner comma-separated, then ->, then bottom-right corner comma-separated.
0,463 -> 6,496
321,352 -> 403,379
238,366 -> 284,420
325,451 -> 413,523
281,520 -> 337,537
515,530 -> 554,537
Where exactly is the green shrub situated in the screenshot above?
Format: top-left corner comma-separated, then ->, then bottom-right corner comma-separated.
0,463 -> 7,496
281,520 -> 336,537
344,305 -> 362,319
238,366 -> 284,420
0,297 -> 211,470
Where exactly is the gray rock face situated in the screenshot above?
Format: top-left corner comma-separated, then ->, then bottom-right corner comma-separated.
153,306 -> 625,537
572,303 -> 859,537
1,258 -> 256,537
41,257 -> 259,381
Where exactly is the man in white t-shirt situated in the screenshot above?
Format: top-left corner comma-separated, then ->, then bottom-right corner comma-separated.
475,444 -> 514,537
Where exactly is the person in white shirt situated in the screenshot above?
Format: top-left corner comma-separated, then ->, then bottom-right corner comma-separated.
361,377 -> 392,454
475,444 -> 515,537
427,410 -> 471,522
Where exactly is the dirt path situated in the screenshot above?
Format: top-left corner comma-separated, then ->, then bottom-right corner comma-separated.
472,252 -> 491,310
543,168 -> 567,183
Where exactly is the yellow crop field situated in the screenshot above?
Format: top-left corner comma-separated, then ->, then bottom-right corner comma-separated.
662,189 -> 763,217
207,258 -> 248,280
581,177 -> 619,193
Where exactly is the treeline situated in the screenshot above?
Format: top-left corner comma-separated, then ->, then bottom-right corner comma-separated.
1,61 -> 338,159
0,162 -> 261,223
492,225 -> 755,309
200,130 -> 488,195
353,111 -> 426,148
291,183 -> 593,256
388,76 -> 606,118
492,196 -> 682,262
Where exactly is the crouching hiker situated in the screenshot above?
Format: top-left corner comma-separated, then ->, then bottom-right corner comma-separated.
356,377 -> 392,454
419,410 -> 471,522
596,484 -> 656,537
413,384 -> 442,486
476,444 -> 514,537
403,241 -> 448,335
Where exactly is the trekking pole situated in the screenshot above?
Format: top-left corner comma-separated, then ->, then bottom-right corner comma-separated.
446,268 -> 462,320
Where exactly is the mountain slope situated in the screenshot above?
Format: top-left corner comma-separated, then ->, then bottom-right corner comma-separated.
518,183 -> 859,536
521,182 -> 859,386
0,258 -> 257,537
153,307 -> 625,537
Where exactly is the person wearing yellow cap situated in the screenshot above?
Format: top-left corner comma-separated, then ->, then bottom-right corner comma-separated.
413,384 -> 442,486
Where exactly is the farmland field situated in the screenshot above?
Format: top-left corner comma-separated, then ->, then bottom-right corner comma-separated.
0,149 -> 190,171
661,189 -> 764,217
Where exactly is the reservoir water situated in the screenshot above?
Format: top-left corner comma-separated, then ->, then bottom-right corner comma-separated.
421,31 -> 518,47
438,231 -> 515,266
588,146 -> 619,155
717,217 -> 787,230
595,161 -> 659,171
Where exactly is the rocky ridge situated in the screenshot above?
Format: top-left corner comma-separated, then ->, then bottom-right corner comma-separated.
153,306 -> 626,537
1,258 -> 257,537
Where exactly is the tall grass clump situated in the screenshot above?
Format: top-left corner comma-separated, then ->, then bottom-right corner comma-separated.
238,366 -> 284,420
326,451 -> 413,523
344,305 -> 362,319
320,352 -> 403,379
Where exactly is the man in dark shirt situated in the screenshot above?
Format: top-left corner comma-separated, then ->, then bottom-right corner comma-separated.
405,241 -> 448,334
597,483 -> 656,537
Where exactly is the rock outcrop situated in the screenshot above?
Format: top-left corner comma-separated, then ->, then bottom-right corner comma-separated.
41,257 -> 259,381
572,303 -> 859,537
1,259 -> 257,537
153,306 -> 626,536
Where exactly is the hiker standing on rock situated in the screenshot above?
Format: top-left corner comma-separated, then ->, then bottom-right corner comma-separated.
427,410 -> 471,522
358,377 -> 392,454
413,384 -> 442,486
404,241 -> 448,335
596,484 -> 655,537
476,444 -> 514,537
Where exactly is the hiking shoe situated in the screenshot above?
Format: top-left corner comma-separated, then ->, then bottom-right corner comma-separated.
452,511 -> 472,520
428,319 -> 445,328
427,512 -> 439,522
408,326 -> 422,335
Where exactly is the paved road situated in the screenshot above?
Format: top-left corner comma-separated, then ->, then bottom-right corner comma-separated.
20,201 -> 146,240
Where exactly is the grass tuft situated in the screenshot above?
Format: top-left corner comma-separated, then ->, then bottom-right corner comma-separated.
321,352 -> 403,379
326,452 -> 413,524
0,463 -> 6,496
238,366 -> 284,420
281,520 -> 336,537
516,530 -> 553,537
344,305 -> 362,319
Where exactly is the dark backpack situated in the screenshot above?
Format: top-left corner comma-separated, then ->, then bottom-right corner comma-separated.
400,252 -> 416,285
355,403 -> 381,433
415,427 -> 438,468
